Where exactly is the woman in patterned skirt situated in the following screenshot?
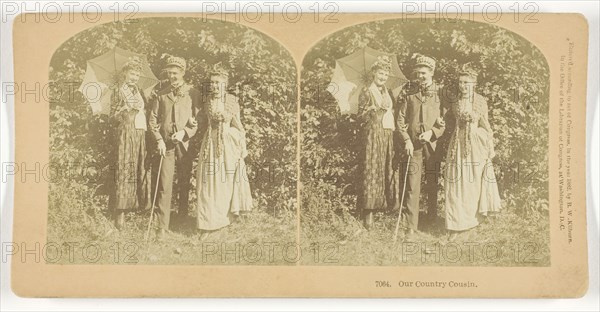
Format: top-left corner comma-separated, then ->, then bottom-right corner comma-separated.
108,57 -> 151,229
356,56 -> 398,230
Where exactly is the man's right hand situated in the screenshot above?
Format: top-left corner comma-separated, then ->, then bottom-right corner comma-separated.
404,140 -> 414,157
157,140 -> 166,156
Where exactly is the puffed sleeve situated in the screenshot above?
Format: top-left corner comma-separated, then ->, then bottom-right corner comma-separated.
357,87 -> 370,116
183,88 -> 199,140
477,95 -> 496,159
358,87 -> 380,128
109,87 -> 126,122
229,96 -> 248,158
430,87 -> 447,140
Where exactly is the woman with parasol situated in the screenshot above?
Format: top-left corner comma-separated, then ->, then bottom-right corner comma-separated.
107,56 -> 152,229
356,55 -> 399,230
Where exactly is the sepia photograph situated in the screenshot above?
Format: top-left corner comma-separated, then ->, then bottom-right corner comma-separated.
5,7 -> 592,299
300,18 -> 550,266
47,17 -> 298,265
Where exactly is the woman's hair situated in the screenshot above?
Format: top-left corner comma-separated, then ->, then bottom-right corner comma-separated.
457,63 -> 478,81
369,55 -> 392,74
121,56 -> 143,74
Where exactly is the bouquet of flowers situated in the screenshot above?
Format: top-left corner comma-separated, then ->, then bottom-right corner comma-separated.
457,109 -> 477,126
209,109 -> 226,124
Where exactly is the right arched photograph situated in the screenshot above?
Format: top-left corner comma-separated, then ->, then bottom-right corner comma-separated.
300,18 -> 550,266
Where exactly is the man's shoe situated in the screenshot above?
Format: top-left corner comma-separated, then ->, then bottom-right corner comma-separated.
364,211 -> 374,230
156,228 -> 166,240
115,211 -> 125,230
198,230 -> 210,241
405,228 -> 417,242
448,231 -> 458,242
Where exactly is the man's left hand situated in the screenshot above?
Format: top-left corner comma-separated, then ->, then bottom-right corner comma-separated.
187,117 -> 197,127
171,130 -> 186,142
418,130 -> 433,143
435,117 -> 445,127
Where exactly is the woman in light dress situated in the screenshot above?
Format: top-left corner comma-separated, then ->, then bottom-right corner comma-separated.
195,66 -> 253,237
443,65 -> 501,241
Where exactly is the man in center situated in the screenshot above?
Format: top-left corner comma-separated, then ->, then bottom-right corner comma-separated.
148,56 -> 201,238
396,54 -> 447,239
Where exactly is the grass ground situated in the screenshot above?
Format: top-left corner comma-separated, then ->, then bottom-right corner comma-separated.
300,209 -> 550,266
47,181 -> 298,265
47,181 -> 548,267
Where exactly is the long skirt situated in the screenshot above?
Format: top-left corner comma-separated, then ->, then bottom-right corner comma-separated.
357,126 -> 398,212
109,111 -> 150,212
196,124 -> 253,231
444,125 -> 501,231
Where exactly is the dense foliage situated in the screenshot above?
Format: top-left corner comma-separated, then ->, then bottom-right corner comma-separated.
49,17 -> 297,241
301,19 -> 550,234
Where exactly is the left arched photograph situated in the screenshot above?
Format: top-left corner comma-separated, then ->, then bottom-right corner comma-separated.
47,17 -> 298,265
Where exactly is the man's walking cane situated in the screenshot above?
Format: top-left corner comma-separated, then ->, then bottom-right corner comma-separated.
393,154 -> 412,242
145,155 -> 163,242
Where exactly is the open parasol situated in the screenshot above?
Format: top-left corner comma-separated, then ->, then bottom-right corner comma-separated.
327,46 -> 408,114
78,47 -> 159,115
